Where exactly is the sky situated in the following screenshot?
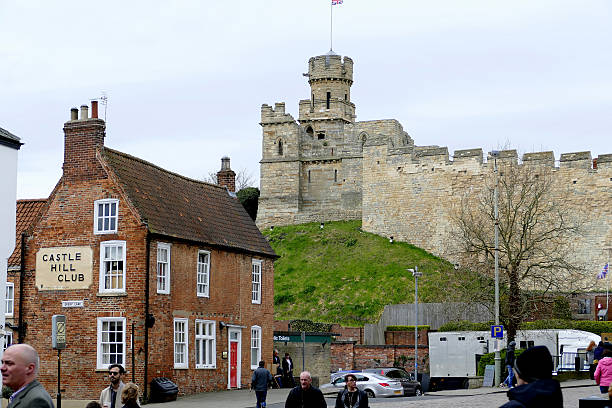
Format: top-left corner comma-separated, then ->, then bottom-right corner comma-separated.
2,0 -> 611,199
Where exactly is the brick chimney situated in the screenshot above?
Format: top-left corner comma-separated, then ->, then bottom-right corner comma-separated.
63,101 -> 106,182
217,156 -> 236,192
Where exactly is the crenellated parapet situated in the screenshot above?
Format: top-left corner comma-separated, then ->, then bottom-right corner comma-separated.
307,53 -> 354,84
260,103 -> 296,125
560,151 -> 592,169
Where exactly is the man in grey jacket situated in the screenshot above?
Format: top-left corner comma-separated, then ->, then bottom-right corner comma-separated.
251,360 -> 273,408
1,344 -> 54,408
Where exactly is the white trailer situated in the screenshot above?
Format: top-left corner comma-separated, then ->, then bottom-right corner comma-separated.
428,329 -> 600,390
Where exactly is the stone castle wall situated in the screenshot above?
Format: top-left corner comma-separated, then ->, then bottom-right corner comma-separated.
257,53 -> 612,282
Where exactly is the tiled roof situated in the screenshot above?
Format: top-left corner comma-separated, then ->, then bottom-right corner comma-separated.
8,199 -> 47,268
103,148 -> 276,258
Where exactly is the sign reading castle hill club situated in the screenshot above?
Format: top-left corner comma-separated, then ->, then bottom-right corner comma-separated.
35,247 -> 93,290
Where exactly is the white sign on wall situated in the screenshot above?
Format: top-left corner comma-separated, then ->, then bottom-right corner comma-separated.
36,246 -> 93,290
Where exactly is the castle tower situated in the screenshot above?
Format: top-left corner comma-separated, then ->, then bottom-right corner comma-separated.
258,52 -> 363,229
298,51 -> 355,124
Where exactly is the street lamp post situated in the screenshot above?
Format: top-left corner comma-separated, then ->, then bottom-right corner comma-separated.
408,266 -> 422,382
492,150 -> 501,386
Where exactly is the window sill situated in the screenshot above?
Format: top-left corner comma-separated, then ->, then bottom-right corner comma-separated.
97,292 -> 128,297
196,366 -> 216,370
174,366 -> 189,370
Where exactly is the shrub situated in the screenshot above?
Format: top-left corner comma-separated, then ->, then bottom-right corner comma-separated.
236,187 -> 260,221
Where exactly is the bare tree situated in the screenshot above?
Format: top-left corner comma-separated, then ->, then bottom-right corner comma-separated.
450,162 -> 589,340
204,168 -> 256,190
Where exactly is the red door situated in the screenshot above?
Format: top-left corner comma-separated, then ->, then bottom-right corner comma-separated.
230,341 -> 238,388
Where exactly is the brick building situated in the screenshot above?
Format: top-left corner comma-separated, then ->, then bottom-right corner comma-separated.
7,102 -> 276,400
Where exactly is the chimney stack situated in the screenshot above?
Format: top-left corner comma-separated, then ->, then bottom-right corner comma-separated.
217,156 -> 236,193
63,101 -> 106,182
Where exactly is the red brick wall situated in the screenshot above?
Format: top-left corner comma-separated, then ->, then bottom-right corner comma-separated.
17,156 -> 274,399
331,324 -> 363,344
384,328 -> 429,346
331,343 -> 429,374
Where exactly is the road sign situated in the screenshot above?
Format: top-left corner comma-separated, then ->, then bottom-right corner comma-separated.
52,315 -> 66,349
491,325 -> 504,339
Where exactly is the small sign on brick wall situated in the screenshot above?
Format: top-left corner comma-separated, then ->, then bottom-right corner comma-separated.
62,300 -> 84,308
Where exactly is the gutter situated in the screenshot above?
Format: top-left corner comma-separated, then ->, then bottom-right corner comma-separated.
144,231 -> 151,401
18,232 -> 26,342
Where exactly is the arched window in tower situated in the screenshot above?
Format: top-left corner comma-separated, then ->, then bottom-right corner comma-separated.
308,170 -> 311,183
359,132 -> 368,152
344,93 -> 347,101
326,92 -> 331,109
334,169 -> 338,182
306,126 -> 314,138
278,139 -> 283,156
311,93 -> 314,107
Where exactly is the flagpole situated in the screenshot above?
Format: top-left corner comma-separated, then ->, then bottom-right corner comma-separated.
330,0 -> 333,51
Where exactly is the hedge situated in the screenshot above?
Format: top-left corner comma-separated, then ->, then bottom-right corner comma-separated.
439,319 -> 612,335
386,325 -> 431,331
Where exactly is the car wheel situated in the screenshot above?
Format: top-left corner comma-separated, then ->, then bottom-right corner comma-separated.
365,389 -> 375,398
414,387 -> 422,396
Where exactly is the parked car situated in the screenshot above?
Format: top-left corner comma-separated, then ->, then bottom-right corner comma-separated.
362,367 -> 422,396
320,372 -> 404,398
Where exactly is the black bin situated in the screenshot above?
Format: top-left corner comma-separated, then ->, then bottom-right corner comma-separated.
150,377 -> 178,403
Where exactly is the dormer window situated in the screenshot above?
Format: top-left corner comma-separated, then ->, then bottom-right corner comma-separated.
94,199 -> 119,234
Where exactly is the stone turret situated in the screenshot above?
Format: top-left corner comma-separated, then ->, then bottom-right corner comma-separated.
299,51 -> 356,123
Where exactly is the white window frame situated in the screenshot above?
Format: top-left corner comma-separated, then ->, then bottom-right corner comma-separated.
94,199 -> 119,234
195,319 -> 216,369
157,242 -> 171,294
197,250 -> 210,298
97,317 -> 126,369
99,241 -> 127,293
3,331 -> 13,351
5,282 -> 14,317
250,325 -> 262,370
174,318 -> 189,369
251,260 -> 262,304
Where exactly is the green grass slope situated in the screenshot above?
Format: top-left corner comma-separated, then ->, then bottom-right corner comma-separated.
264,220 -> 457,326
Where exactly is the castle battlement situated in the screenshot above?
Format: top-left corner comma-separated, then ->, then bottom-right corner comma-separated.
260,103 -> 296,125
308,53 -> 354,83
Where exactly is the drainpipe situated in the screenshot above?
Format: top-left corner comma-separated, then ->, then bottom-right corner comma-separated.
18,232 -> 26,343
144,231 -> 151,401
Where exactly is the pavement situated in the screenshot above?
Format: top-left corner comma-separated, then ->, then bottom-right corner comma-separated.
46,379 -> 608,408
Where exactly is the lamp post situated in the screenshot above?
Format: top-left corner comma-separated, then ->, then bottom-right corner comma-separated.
492,150 -> 501,386
408,266 -> 422,382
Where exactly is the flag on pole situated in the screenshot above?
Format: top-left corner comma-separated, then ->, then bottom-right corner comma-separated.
332,0 -> 343,5
598,263 -> 609,279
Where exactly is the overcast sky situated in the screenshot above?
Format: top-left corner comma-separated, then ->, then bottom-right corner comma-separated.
2,0 -> 611,199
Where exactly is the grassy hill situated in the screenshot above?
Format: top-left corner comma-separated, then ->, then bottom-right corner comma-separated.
264,220 -> 459,326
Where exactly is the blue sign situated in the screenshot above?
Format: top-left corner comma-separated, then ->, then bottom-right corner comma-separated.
491,325 -> 504,338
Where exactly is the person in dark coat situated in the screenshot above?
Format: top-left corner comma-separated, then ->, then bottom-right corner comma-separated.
503,341 -> 516,388
282,353 -> 295,388
335,374 -> 368,408
499,345 -> 563,408
285,371 -> 327,408
251,360 -> 273,408
595,342 -> 606,362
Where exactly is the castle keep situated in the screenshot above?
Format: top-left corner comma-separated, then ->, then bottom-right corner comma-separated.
258,52 -> 612,277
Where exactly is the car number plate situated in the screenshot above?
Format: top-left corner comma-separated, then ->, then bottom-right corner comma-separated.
394,390 -> 402,394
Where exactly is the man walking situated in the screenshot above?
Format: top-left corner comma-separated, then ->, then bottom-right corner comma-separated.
282,353 -> 295,388
1,343 -> 54,408
99,364 -> 126,408
251,360 -> 273,408
285,371 -> 327,408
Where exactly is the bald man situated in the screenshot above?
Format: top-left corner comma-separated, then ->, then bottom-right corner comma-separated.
1,344 -> 54,408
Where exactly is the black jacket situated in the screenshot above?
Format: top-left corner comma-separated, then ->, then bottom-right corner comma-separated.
505,348 -> 515,366
285,385 -> 327,408
335,388 -> 368,408
499,379 -> 563,408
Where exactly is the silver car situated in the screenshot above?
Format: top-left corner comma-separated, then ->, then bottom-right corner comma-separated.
320,372 -> 404,398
